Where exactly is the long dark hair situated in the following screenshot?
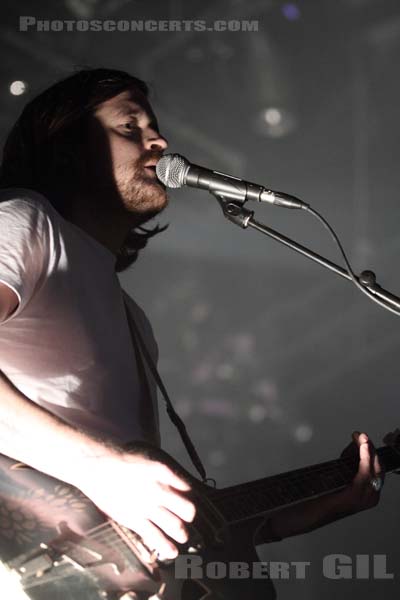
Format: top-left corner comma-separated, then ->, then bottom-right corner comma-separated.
0,67 -> 166,272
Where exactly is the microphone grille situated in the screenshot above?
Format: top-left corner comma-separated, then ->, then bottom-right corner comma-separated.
156,154 -> 188,188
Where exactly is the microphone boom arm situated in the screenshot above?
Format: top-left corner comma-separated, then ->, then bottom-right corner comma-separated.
212,191 -> 400,312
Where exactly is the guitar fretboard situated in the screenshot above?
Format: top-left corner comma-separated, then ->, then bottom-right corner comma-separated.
208,445 -> 399,523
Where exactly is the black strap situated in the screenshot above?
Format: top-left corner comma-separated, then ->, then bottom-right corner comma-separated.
127,307 -> 159,445
123,298 -> 208,483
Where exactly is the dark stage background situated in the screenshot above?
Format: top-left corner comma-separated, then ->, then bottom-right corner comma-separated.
1,1 -> 400,598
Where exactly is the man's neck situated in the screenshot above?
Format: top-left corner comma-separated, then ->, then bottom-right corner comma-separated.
65,192 -> 133,257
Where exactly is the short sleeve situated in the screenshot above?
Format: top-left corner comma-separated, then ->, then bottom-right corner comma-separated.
0,189 -> 52,324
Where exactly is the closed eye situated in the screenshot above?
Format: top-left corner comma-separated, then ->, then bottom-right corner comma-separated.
122,122 -> 139,132
119,123 -> 142,139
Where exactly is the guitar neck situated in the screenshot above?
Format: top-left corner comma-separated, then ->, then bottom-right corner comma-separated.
208,445 -> 400,524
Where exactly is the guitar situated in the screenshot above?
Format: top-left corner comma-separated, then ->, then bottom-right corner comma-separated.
0,435 -> 398,600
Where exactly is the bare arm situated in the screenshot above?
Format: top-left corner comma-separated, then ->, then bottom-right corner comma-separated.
0,367 -> 114,486
0,284 -> 195,560
0,281 -> 112,483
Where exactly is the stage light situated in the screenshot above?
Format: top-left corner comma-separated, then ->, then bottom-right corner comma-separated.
294,423 -> 313,443
216,363 -> 234,380
9,81 -> 27,96
65,0 -> 100,18
282,3 -> 301,21
264,108 -> 283,126
257,106 -> 296,138
248,404 -> 268,423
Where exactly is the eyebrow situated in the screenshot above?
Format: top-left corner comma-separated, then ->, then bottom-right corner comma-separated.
112,105 -> 141,119
112,105 -> 160,132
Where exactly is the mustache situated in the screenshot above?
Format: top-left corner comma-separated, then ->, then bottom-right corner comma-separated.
139,150 -> 164,167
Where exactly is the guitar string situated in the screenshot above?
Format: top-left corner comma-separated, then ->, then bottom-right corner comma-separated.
24,468 -> 358,591
82,451 -> 387,545
208,450 -> 395,518
63,449 -> 388,548
210,460 -> 353,506
18,448 -> 396,589
21,524 -> 168,592
75,487 -> 220,547
21,502 -> 225,590
211,450 -> 391,503
21,526 -> 145,591
18,471 -> 384,592
53,446 -> 397,545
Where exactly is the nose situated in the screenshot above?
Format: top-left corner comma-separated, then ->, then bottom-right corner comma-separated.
144,129 -> 168,152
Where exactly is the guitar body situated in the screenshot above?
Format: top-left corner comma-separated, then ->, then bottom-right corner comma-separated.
0,452 -> 276,600
0,438 -> 397,599
0,452 -> 160,599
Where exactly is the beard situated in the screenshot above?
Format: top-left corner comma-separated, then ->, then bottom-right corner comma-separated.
115,156 -> 168,222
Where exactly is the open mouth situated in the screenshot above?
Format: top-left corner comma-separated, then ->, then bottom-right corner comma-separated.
144,165 -> 157,177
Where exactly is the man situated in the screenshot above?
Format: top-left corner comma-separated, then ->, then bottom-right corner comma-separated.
0,68 -> 383,596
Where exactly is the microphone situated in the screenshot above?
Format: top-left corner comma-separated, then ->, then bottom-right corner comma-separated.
156,153 -> 307,209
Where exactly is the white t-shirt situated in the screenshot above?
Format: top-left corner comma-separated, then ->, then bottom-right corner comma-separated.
0,187 -> 160,447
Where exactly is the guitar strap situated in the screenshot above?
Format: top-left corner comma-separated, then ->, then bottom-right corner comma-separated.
123,297 -> 208,483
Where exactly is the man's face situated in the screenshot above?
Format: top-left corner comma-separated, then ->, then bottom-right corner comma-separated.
85,88 -> 168,220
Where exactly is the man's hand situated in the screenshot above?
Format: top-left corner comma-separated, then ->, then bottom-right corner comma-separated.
339,430 -> 384,513
259,430 -> 384,542
0,368 -> 196,561
76,446 -> 196,561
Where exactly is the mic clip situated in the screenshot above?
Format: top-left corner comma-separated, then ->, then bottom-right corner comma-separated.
211,191 -> 254,229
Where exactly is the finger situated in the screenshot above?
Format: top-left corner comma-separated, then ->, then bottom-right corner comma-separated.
341,430 -> 364,458
159,486 -> 196,523
132,519 -> 178,560
154,463 -> 191,492
373,452 -> 381,475
374,453 -> 382,475
149,506 -> 189,544
373,453 -> 385,483
355,436 -> 372,481
362,436 -> 382,480
353,431 -> 369,446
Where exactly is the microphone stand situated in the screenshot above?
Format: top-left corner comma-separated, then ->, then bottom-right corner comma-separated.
212,192 -> 400,311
